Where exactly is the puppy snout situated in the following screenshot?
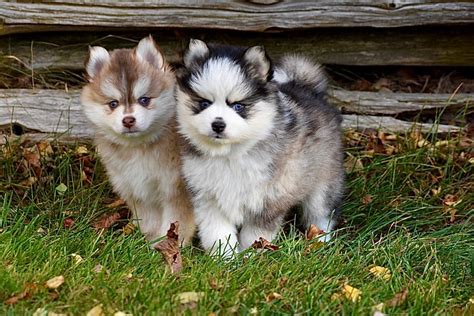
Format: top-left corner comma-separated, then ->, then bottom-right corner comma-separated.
211,118 -> 226,134
122,116 -> 136,128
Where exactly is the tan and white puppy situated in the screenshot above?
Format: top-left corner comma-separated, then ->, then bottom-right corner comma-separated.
81,36 -> 195,246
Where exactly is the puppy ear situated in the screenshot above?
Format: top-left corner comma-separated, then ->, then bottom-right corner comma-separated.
243,46 -> 272,81
85,46 -> 110,81
184,39 -> 209,67
135,35 -> 165,69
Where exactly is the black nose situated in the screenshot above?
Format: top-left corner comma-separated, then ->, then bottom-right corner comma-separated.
211,119 -> 226,133
122,116 -> 136,128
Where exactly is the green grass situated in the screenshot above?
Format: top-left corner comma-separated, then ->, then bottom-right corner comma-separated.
0,131 -> 473,315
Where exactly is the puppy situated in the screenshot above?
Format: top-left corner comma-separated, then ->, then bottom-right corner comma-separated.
175,40 -> 344,256
81,36 -> 195,246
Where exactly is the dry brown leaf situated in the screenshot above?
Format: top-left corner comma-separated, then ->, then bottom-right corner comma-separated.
443,194 -> 461,207
92,209 -> 130,230
306,224 -> 325,240
362,195 -> 373,205
369,266 -> 391,281
385,288 -> 408,308
251,237 -> 279,251
154,221 -> 182,274
342,284 -> 361,302
4,283 -> 37,305
265,292 -> 283,302
105,198 -> 126,209
37,141 -> 53,156
86,304 -> 104,316
23,148 -> 42,177
45,275 -> 64,289
63,217 -> 75,229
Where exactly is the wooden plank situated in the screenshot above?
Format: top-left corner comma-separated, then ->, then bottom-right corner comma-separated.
1,1 -> 473,35
2,26 -> 474,70
0,89 -> 464,141
330,90 -> 472,115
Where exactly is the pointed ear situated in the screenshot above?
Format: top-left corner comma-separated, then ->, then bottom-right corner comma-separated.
135,35 -> 165,69
243,46 -> 271,80
85,46 -> 110,81
183,39 -> 209,67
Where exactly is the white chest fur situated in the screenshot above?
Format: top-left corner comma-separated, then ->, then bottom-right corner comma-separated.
99,144 -> 177,207
183,152 -> 272,225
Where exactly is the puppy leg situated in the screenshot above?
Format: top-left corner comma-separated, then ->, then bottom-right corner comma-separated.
195,200 -> 238,258
302,186 -> 340,242
128,200 -> 165,245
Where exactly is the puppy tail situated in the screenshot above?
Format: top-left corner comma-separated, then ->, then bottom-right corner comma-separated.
273,55 -> 327,93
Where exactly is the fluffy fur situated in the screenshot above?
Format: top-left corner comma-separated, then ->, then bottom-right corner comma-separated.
175,40 -> 344,256
81,36 -> 195,246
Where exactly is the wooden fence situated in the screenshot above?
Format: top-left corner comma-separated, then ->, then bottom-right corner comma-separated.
1,1 -> 473,142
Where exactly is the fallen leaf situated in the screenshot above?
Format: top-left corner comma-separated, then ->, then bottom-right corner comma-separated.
92,264 -> 104,274
122,222 -> 135,235
154,221 -> 182,274
55,183 -> 67,194
431,187 -> 441,196
448,207 -> 457,223
342,284 -> 361,302
63,217 -> 75,229
443,194 -> 461,207
37,141 -> 53,157
92,209 -> 130,230
75,145 -> 89,155
362,195 -> 373,205
306,224 -> 325,240
331,292 -> 342,301
71,253 -> 83,264
105,198 -> 126,208
265,292 -> 283,302
114,312 -> 132,316
45,275 -> 64,289
373,311 -> 387,316
4,283 -> 37,305
249,307 -> 258,314
86,304 -> 104,316
20,176 -> 38,187
385,288 -> 408,307
23,147 -> 42,177
252,237 -> 279,251
175,291 -> 205,304
369,266 -> 391,281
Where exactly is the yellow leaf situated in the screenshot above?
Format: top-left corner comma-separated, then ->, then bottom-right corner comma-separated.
175,292 -> 205,304
342,284 -> 361,302
331,293 -> 342,301
86,304 -> 104,316
113,312 -> 132,316
76,146 -> 89,155
45,275 -> 64,289
71,253 -> 84,264
369,266 -> 391,281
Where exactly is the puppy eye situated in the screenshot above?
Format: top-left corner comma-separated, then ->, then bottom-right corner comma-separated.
231,102 -> 245,113
199,99 -> 212,110
138,96 -> 151,107
109,100 -> 119,110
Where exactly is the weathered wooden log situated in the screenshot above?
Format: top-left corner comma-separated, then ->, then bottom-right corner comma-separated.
1,1 -> 473,36
0,89 -> 465,144
1,26 -> 474,70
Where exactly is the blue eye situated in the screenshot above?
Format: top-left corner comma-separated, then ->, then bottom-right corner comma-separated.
199,100 -> 212,110
138,96 -> 151,107
231,103 -> 245,113
109,100 -> 119,110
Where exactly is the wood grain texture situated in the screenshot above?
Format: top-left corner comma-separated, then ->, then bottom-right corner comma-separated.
0,89 -> 464,142
1,1 -> 473,35
2,26 -> 473,71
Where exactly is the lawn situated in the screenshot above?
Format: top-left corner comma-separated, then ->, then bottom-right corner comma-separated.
0,129 -> 472,315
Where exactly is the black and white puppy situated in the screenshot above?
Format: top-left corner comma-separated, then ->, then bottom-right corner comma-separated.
176,39 -> 344,256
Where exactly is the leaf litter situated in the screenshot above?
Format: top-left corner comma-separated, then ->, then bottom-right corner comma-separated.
154,221 -> 182,274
